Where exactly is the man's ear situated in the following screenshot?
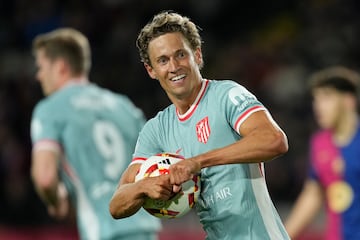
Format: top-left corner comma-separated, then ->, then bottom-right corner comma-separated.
194,48 -> 203,67
345,93 -> 357,110
144,63 -> 157,80
54,58 -> 69,76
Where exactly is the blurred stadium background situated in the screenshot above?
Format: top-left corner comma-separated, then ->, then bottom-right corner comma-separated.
0,0 -> 359,239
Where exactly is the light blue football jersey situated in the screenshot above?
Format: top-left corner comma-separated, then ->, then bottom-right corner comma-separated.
132,79 -> 290,240
31,82 -> 161,240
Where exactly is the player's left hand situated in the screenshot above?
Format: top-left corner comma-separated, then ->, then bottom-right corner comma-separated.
169,158 -> 200,193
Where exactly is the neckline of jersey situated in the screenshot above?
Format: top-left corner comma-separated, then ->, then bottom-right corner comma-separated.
176,79 -> 209,122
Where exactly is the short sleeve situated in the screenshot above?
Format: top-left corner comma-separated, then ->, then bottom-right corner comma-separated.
31,101 -> 62,145
217,81 -> 266,133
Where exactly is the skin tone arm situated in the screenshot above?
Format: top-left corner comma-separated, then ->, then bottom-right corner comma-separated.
109,110 -> 288,218
31,149 -> 69,219
169,110 -> 289,186
109,164 -> 175,219
285,179 -> 324,239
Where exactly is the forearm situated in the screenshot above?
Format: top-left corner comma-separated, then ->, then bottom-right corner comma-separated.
109,182 -> 145,219
31,166 -> 60,207
285,180 -> 323,239
285,200 -> 321,239
31,148 -> 62,207
194,128 -> 288,168
286,207 -> 319,239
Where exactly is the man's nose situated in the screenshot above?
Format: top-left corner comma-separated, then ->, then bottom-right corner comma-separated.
168,58 -> 179,72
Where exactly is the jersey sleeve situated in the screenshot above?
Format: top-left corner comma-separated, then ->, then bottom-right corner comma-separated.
131,117 -> 163,165
217,81 -> 266,133
118,94 -> 147,131
31,101 -> 62,147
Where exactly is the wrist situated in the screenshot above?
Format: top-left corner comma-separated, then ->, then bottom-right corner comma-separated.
134,179 -> 148,199
188,158 -> 202,173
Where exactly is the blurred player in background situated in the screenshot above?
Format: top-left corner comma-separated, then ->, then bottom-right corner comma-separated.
110,11 -> 290,239
285,66 -> 360,239
30,28 -> 161,240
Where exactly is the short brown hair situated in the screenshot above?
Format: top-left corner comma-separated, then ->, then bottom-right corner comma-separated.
32,28 -> 91,75
136,11 -> 202,68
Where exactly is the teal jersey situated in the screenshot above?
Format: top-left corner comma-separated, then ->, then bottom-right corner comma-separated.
31,83 -> 161,240
132,80 -> 289,240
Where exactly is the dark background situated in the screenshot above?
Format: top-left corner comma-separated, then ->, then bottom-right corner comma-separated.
0,0 -> 359,237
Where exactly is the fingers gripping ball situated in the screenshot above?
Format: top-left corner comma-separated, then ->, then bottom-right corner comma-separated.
135,153 -> 201,219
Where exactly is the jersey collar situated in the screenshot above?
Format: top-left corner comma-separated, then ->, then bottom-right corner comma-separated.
176,79 -> 209,121
63,78 -> 89,89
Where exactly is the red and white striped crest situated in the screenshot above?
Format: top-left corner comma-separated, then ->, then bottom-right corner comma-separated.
196,116 -> 211,144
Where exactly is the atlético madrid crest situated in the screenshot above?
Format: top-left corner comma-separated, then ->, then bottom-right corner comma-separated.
196,116 -> 211,144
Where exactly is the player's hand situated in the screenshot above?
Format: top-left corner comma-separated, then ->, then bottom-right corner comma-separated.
169,158 -> 200,192
141,174 -> 174,200
47,183 -> 69,220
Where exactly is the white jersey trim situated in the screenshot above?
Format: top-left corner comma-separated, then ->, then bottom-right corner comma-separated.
249,163 -> 285,239
177,79 -> 209,121
33,140 -> 62,154
234,106 -> 266,132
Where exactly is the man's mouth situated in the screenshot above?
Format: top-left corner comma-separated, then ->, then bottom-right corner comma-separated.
171,74 -> 186,82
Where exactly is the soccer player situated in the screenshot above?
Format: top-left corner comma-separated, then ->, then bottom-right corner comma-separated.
30,28 -> 161,240
109,11 -> 290,239
285,66 -> 360,239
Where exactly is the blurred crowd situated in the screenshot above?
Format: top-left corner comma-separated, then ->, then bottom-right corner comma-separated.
0,0 -> 359,231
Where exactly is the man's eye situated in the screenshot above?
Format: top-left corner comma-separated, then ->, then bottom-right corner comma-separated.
158,58 -> 167,65
177,52 -> 186,58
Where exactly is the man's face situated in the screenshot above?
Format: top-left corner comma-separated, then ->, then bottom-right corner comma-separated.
312,87 -> 345,129
145,32 -> 203,102
35,49 -> 60,96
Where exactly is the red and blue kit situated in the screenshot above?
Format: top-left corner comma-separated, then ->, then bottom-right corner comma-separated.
309,126 -> 360,240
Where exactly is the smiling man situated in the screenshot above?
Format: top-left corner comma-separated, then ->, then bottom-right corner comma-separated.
109,11 -> 290,240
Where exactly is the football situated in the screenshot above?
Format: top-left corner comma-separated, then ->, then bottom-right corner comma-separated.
135,153 -> 201,219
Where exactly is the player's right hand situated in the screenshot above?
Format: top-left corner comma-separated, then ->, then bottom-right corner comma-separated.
140,174 -> 174,200
47,183 -> 69,219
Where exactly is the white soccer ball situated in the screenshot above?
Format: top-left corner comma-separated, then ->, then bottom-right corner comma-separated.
135,153 -> 201,219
